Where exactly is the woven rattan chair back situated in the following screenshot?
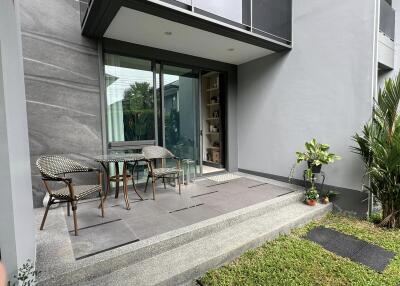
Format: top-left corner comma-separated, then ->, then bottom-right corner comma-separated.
36,155 -> 90,180
142,146 -> 175,160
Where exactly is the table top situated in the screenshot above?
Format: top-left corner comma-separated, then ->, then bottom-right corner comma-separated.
94,153 -> 145,163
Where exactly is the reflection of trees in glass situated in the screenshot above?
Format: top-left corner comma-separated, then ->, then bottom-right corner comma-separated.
122,82 -> 154,141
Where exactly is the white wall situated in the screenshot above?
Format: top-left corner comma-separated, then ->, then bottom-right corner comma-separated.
0,0 -> 35,279
237,0 -> 377,191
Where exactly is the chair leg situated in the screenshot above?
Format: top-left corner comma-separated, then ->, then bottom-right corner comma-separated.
144,175 -> 150,193
115,162 -> 120,199
99,191 -> 105,218
72,201 -> 78,236
67,201 -> 71,217
40,198 -> 52,230
152,177 -> 156,200
132,175 -> 143,200
177,174 -> 181,195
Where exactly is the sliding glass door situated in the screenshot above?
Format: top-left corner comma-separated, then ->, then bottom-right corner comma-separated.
105,54 -> 200,174
162,65 -> 200,171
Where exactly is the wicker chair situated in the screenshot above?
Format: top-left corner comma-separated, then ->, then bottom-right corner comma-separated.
142,146 -> 182,200
36,155 -> 104,236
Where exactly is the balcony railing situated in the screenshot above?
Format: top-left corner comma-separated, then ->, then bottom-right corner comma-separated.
161,0 -> 292,45
380,0 -> 395,41
79,0 -> 292,46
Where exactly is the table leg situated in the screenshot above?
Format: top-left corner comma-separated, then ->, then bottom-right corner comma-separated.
115,162 -> 120,198
122,162 -> 131,210
131,162 -> 143,200
98,162 -> 110,209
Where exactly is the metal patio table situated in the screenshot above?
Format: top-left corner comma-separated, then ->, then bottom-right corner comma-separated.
94,153 -> 145,210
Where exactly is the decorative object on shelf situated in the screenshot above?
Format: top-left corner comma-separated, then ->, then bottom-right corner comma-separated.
211,149 -> 220,163
210,96 -> 219,104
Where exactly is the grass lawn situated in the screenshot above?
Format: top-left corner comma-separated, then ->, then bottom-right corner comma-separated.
200,214 -> 400,286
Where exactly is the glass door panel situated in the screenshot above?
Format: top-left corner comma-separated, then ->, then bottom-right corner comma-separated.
162,65 -> 200,173
104,54 -> 155,143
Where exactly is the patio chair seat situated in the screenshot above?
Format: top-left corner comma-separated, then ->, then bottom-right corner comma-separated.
53,185 -> 101,200
142,146 -> 182,200
36,155 -> 104,236
151,167 -> 181,177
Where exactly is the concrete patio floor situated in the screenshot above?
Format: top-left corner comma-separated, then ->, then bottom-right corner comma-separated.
34,172 -> 304,284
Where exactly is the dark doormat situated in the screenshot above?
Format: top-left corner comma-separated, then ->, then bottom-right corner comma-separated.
305,226 -> 395,273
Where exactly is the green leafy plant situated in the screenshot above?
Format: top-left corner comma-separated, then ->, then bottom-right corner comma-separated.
368,212 -> 383,224
353,73 -> 400,228
305,186 -> 319,201
294,138 -> 341,167
13,259 -> 40,286
289,138 -> 340,183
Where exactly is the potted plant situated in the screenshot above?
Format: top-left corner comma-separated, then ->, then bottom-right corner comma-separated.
293,138 -> 341,174
289,139 -> 341,206
305,186 -> 319,206
321,191 -> 338,204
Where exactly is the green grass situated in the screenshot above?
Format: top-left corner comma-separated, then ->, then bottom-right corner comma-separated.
200,214 -> 400,286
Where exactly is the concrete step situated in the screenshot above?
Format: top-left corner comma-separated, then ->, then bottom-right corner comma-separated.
39,191 -> 307,286
81,200 -> 332,286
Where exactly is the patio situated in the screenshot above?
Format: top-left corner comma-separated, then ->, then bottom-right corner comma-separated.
34,172 -> 304,285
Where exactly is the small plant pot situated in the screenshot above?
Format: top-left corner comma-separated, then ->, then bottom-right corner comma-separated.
307,161 -> 322,173
321,196 -> 329,204
306,199 -> 317,206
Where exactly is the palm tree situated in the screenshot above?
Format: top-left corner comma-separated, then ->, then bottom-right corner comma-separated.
353,73 -> 400,228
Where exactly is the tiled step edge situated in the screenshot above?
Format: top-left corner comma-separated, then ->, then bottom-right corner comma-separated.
86,201 -> 332,286
39,191 -> 305,286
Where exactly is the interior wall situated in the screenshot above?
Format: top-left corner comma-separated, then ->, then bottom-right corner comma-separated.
0,0 -> 36,278
19,0 -> 102,207
237,0 -> 377,192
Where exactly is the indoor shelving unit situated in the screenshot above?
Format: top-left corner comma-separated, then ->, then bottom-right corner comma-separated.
201,72 -> 223,168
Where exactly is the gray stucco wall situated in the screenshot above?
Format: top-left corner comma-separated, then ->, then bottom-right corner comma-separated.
237,0 -> 377,195
0,0 -> 36,278
19,0 -> 102,207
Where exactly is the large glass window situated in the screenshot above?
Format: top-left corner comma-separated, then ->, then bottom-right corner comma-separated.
104,54 -> 155,143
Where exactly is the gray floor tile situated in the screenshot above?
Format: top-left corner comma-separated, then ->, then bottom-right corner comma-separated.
170,204 -> 224,225
69,220 -> 139,260
124,212 -> 184,240
305,227 -> 395,272
306,227 -> 367,257
352,243 -> 395,272
63,204 -> 119,232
